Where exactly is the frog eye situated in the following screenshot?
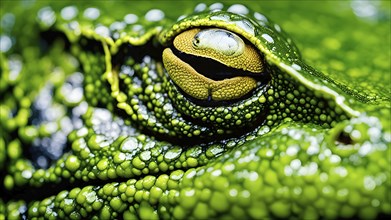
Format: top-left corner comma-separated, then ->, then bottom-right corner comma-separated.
162,28 -> 265,102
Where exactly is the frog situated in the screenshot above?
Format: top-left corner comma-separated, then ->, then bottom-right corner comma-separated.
0,1 -> 390,219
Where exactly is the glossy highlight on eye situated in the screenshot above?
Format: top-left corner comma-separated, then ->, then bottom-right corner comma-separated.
192,28 -> 245,56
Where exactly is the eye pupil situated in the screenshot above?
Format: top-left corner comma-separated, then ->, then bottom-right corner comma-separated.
193,38 -> 200,47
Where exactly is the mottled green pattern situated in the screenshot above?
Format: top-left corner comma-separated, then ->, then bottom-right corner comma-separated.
1,1 -> 390,219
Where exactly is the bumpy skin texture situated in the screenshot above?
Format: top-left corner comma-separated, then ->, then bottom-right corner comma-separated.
1,2 -> 390,219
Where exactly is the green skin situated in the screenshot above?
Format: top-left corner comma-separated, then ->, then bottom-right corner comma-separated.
1,2 -> 390,219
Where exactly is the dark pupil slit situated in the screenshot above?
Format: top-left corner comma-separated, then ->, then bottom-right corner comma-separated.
193,37 -> 200,46
170,46 -> 266,81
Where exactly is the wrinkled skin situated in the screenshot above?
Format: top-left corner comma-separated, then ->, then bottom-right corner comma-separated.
1,1 -> 390,219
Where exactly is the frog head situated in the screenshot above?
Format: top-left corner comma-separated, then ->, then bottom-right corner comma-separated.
103,7 -> 390,218
107,8 -> 390,147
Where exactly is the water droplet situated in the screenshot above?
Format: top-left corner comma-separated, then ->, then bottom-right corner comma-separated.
320,173 -> 328,182
95,25 -> 110,37
83,8 -> 100,20
286,145 -> 299,156
209,2 -> 224,11
145,9 -> 165,22
85,191 -> 97,203
248,171 -> 259,181
274,24 -> 281,32
363,176 -> 376,190
61,6 -> 78,20
110,21 -> 126,31
307,142 -> 319,155
257,125 -> 270,136
329,155 -> 341,163
227,4 -> 249,15
358,142 -> 372,156
298,162 -> 318,176
8,56 -> 22,82
63,85 -> 83,104
37,7 -> 56,27
209,145 -> 224,156
132,24 -> 144,32
211,169 -> 222,176
210,14 -> 230,22
384,132 -> 391,142
265,149 -> 273,157
164,147 -> 182,160
351,0 -> 380,20
0,35 -> 12,52
61,72 -> 84,104
368,127 -> 381,142
68,21 -> 80,33
261,33 -> 274,43
229,189 -> 238,197
292,63 -> 302,71
193,29 -> 245,56
334,166 -> 348,177
64,199 -> 73,205
177,15 -> 186,21
21,170 -> 32,178
284,166 -> 293,176
140,150 -> 151,161
37,156 -> 48,168
290,159 -> 301,170
254,12 -> 268,22
234,19 -> 255,36
351,129 -> 361,139
194,3 -> 207,12
124,14 -> 138,24
184,189 -> 195,197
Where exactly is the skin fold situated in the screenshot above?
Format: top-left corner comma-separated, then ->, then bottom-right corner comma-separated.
1,1 -> 390,219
